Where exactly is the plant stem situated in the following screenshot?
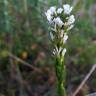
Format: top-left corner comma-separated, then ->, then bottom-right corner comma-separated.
55,57 -> 67,96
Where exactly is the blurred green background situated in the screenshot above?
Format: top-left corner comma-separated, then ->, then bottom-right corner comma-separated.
0,0 -> 96,96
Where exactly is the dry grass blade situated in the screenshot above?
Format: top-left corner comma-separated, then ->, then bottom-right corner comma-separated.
72,64 -> 96,96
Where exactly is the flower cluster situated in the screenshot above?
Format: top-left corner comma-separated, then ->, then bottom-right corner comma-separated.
45,4 -> 75,57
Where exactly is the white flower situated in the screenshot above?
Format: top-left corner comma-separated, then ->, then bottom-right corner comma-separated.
45,4 -> 75,57
57,8 -> 63,14
45,6 -> 56,23
68,15 -> 75,24
53,46 -> 62,55
53,47 -> 67,56
45,11 -> 52,23
63,4 -> 73,14
49,6 -> 56,15
65,15 -> 75,26
50,32 -> 54,40
53,17 -> 64,27
62,48 -> 67,56
63,33 -> 68,43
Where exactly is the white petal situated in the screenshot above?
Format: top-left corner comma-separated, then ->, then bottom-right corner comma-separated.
63,33 -> 68,43
65,15 -> 75,26
53,17 -> 64,27
55,46 -> 59,53
68,15 -> 75,24
58,47 -> 62,54
53,49 -> 56,55
55,46 -> 63,55
45,11 -> 52,23
49,6 -> 56,15
60,30 -> 64,38
62,48 -> 67,56
57,8 -> 63,14
67,25 -> 74,31
63,4 -> 73,14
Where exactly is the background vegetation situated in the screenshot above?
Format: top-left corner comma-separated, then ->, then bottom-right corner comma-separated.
0,0 -> 96,96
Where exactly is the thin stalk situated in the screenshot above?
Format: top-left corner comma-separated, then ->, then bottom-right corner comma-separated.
4,0 -> 10,31
22,0 -> 30,31
23,0 -> 28,14
58,0 -> 62,6
55,55 -> 67,96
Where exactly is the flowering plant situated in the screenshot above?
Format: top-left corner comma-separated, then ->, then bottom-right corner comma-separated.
45,4 -> 75,96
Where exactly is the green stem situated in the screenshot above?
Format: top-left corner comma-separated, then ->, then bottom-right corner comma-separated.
57,80 -> 66,96
55,57 -> 67,96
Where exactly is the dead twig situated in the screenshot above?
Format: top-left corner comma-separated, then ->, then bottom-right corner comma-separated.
8,52 -> 42,73
72,64 -> 96,96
